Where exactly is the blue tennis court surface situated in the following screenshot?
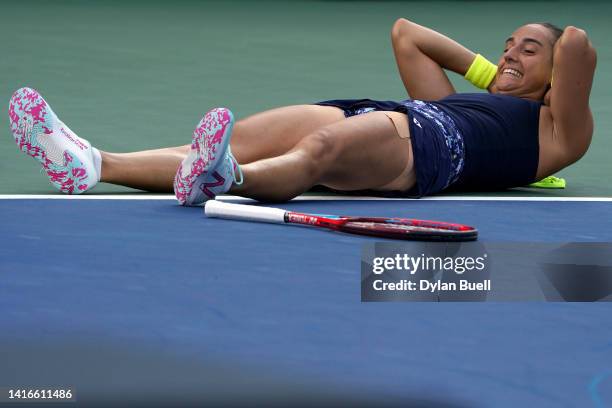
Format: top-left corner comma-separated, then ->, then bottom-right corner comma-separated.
1,197 -> 611,407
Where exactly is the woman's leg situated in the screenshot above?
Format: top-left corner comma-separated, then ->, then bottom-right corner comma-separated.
99,105 -> 345,192
231,111 -> 415,201
231,105 -> 346,163
100,146 -> 191,192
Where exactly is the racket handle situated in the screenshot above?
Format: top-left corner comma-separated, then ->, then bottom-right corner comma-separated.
204,200 -> 287,224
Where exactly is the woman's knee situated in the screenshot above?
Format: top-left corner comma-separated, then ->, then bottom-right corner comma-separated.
300,127 -> 343,165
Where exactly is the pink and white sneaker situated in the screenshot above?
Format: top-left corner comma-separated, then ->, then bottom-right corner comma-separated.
8,87 -> 101,194
174,108 -> 243,206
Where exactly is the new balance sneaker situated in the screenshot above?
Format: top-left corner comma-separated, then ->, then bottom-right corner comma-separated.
8,87 -> 101,194
174,108 -> 242,206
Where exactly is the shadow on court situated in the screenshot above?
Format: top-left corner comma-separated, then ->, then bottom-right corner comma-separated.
0,340 -> 469,408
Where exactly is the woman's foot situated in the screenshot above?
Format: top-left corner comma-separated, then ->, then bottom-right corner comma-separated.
173,108 -> 242,206
8,87 -> 101,194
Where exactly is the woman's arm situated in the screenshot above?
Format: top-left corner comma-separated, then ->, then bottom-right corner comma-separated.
548,26 -> 596,161
391,18 -> 477,100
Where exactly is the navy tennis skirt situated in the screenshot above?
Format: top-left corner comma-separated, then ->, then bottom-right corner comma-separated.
315,98 -> 465,197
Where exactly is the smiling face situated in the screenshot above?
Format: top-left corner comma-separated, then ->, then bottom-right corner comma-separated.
494,24 -> 555,100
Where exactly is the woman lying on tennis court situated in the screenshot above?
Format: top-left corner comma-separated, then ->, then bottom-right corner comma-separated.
8,20 -> 596,205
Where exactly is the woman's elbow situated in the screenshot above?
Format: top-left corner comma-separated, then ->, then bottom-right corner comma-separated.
561,26 -> 588,43
391,18 -> 412,42
557,26 -> 597,68
560,27 -> 596,54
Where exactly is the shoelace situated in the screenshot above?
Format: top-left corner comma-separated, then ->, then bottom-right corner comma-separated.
227,148 -> 243,186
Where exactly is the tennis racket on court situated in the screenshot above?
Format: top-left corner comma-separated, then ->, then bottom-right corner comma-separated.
205,201 -> 477,241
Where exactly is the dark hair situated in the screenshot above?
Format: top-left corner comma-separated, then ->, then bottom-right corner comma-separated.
534,22 -> 564,46
533,23 -> 561,89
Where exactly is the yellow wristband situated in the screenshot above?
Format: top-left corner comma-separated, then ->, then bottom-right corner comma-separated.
464,54 -> 498,89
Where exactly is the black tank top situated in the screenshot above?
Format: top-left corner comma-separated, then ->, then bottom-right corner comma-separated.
430,93 -> 542,190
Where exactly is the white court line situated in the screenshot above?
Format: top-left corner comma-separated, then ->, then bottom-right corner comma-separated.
1,194 -> 612,202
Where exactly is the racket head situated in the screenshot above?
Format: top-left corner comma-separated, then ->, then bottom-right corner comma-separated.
336,217 -> 478,241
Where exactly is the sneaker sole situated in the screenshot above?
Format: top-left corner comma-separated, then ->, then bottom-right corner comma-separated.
8,87 -> 94,194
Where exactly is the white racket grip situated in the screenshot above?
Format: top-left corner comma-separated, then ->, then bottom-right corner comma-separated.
204,200 -> 287,224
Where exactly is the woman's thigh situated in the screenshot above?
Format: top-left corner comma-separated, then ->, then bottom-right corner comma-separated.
231,104 -> 346,163
313,111 -> 416,192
